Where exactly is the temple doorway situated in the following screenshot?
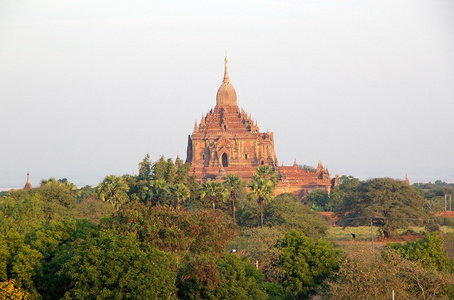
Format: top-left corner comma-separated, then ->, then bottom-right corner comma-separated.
222,153 -> 228,167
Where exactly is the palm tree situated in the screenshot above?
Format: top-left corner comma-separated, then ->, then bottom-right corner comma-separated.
253,165 -> 278,184
97,175 -> 130,210
249,166 -> 278,227
150,179 -> 170,206
223,174 -> 245,223
201,180 -> 228,211
168,183 -> 190,209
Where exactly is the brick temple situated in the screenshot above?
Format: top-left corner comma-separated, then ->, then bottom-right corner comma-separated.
186,58 -> 337,198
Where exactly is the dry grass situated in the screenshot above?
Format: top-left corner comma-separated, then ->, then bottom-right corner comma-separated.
327,225 -> 454,241
327,226 -> 379,241
327,225 -> 454,253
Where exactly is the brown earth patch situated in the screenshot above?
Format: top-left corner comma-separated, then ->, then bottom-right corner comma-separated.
435,211 -> 454,218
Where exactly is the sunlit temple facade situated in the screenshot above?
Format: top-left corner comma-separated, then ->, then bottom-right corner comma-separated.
186,58 -> 337,199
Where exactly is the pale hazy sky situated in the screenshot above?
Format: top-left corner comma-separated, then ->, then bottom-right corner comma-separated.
1,0 -> 453,188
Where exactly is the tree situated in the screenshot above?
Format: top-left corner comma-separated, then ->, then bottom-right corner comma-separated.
175,162 -> 191,184
0,232 -> 43,298
152,155 -> 168,181
97,175 -> 130,210
185,175 -> 202,209
0,279 -> 31,300
326,245 -> 454,299
209,254 -> 267,300
223,174 -> 246,224
25,219 -> 100,299
249,166 -> 278,227
168,183 -> 190,209
230,226 -> 284,283
387,232 -> 454,272
253,165 -> 278,184
41,178 -> 77,192
299,165 -> 316,173
335,178 -> 431,238
0,192 -> 45,236
0,186 -> 80,235
152,156 -> 176,184
177,253 -> 266,300
264,193 -> 327,239
75,185 -> 96,201
56,230 -> 177,299
103,203 -> 237,298
236,196 -> 261,228
138,153 -> 152,181
307,190 -> 330,212
149,179 -> 170,206
102,203 -> 236,258
165,158 -> 176,184
124,174 -> 152,204
35,180 -> 77,209
201,180 -> 228,211
279,230 -> 340,299
76,197 -> 114,223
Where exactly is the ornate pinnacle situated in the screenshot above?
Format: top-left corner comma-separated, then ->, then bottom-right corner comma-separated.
223,55 -> 230,82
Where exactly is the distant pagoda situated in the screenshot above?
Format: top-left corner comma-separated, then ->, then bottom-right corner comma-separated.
23,172 -> 33,189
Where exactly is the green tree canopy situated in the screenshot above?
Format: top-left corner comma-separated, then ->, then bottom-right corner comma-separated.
138,153 -> 152,181
326,245 -> 454,299
168,183 -> 190,209
249,166 -> 278,227
56,230 -> 176,300
335,177 -> 431,238
97,175 -> 130,210
230,226 -> 284,283
175,162 -> 191,184
0,279 -> 31,300
279,230 -> 340,299
152,156 -> 177,184
223,174 -> 246,223
264,193 -> 328,239
0,232 -> 42,298
102,203 -> 236,258
298,165 -> 316,173
387,232 -> 454,272
178,253 -> 267,300
201,180 -> 228,211
149,179 -> 170,206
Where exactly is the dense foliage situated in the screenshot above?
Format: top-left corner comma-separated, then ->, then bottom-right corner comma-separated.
335,177 -> 432,237
2,155 -> 454,299
326,245 -> 454,299
279,230 -> 340,299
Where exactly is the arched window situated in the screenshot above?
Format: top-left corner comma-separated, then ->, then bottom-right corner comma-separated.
260,159 -> 265,165
222,153 -> 228,167
245,153 -> 248,159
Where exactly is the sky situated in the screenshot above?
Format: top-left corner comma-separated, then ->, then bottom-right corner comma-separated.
1,0 -> 453,189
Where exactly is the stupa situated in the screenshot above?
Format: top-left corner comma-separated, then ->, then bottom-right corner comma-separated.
23,172 -> 33,189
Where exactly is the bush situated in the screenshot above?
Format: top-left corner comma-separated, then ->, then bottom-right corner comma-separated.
279,230 -> 340,299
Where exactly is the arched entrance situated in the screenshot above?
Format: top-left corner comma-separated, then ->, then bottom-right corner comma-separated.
222,153 -> 228,167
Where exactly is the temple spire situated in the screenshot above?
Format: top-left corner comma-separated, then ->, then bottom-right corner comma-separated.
23,172 -> 32,189
223,56 -> 230,82
405,174 -> 410,185
216,56 -> 237,107
194,120 -> 198,132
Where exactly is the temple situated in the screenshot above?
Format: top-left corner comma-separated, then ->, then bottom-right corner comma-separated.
23,172 -> 33,189
186,58 -> 337,199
